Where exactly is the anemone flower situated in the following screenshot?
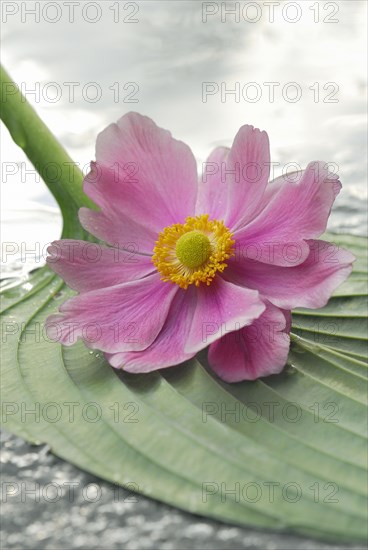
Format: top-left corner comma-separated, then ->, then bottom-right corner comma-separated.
46,113 -> 354,382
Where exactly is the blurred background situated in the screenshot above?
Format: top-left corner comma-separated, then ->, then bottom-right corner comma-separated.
1,1 -> 367,548
1,0 -> 367,278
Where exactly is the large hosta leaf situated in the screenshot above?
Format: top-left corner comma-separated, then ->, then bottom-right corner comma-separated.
1,65 -> 367,542
1,242 -> 367,542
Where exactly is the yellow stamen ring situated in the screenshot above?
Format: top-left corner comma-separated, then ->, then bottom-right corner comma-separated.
152,214 -> 235,289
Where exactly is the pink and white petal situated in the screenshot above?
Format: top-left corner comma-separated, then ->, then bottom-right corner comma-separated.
208,301 -> 290,382
106,289 -> 196,372
196,147 -> 230,220
233,236 -> 311,269
226,240 -> 354,310
46,239 -> 155,292
79,207 -> 155,254
85,112 -> 198,233
233,161 -> 342,266
224,125 -> 271,230
184,277 -> 265,354
45,273 -> 178,353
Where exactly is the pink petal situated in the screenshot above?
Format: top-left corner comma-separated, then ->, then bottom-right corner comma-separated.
196,147 -> 230,220
82,113 -> 198,247
224,125 -> 271,229
208,301 -> 290,382
45,273 -> 178,353
233,162 -> 342,266
226,239 -> 354,310
46,240 -> 155,292
79,204 -> 155,255
79,161 -> 159,253
184,277 -> 265,354
106,289 -> 196,372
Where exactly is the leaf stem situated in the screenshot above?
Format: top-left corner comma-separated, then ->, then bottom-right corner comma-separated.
0,64 -> 95,237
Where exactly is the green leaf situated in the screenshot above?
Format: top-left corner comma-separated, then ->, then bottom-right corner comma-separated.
1,66 -> 367,542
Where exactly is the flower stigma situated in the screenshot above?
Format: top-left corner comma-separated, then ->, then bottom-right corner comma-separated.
152,214 -> 235,289
175,231 -> 212,269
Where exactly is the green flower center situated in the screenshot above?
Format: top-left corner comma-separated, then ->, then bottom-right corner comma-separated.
175,230 -> 212,269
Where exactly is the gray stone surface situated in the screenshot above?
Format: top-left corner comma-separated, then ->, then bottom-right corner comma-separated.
1,430 -> 365,550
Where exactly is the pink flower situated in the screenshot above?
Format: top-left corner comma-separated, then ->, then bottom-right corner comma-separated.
46,113 -> 354,382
